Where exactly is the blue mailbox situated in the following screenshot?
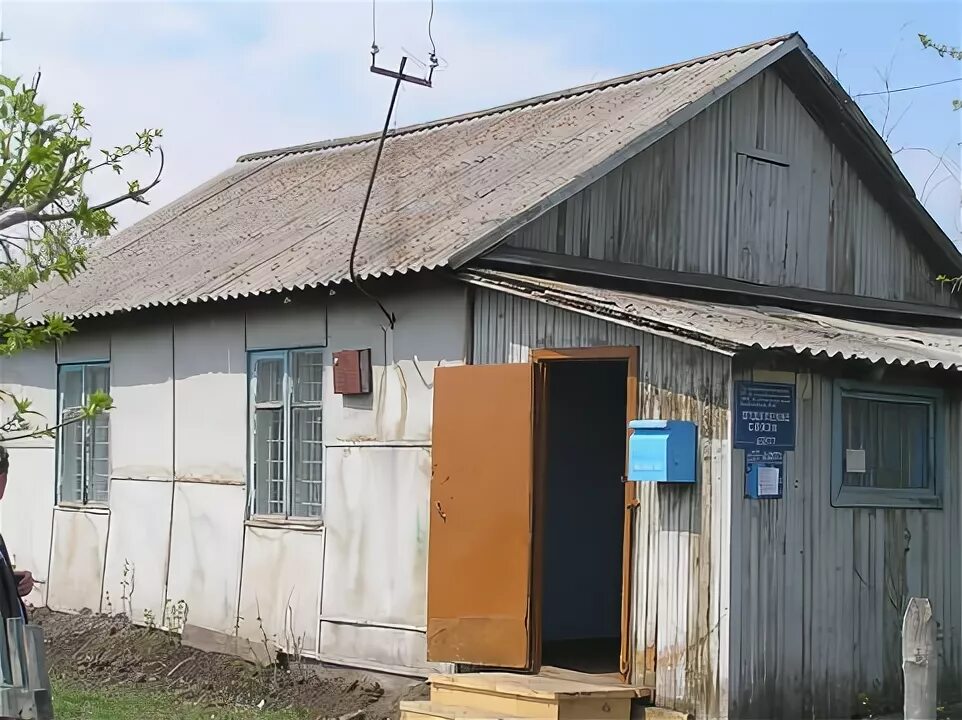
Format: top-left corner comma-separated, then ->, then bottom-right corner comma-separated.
627,420 -> 697,483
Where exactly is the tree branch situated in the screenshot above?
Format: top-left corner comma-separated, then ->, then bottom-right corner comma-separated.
0,207 -> 28,233
0,411 -> 89,442
32,147 -> 76,215
30,146 -> 164,225
0,160 -> 33,211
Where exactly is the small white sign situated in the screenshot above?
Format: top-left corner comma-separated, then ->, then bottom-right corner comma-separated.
846,448 -> 867,474
758,466 -> 780,496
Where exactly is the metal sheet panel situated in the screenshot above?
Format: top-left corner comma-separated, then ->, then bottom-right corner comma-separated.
464,272 -> 962,371
0,348 -> 56,449
47,508 -> 108,613
15,40 -> 789,321
245,297 -> 328,351
319,622 -> 433,676
728,369 -> 962,718
101,478 -> 173,623
505,69 -> 955,308
110,325 -> 174,480
0,448 -> 55,608
472,289 -> 732,718
320,446 -> 435,672
56,332 -> 110,364
165,482 -> 245,633
323,283 -> 468,444
173,312 -> 248,485
427,364 -> 534,668
238,525 -> 324,656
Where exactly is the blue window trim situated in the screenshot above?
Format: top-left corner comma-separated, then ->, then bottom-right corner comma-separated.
247,347 -> 325,520
55,360 -> 111,507
831,380 -> 943,510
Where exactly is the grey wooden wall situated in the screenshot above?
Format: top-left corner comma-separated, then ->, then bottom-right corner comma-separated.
472,288 -> 733,719
728,368 -> 961,719
504,70 -> 953,308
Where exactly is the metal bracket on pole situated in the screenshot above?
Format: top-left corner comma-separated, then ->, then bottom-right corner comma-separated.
370,52 -> 436,88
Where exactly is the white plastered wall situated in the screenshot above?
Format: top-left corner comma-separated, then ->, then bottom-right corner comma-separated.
0,278 -> 468,675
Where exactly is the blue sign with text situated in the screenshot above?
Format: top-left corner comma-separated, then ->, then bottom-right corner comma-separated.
734,382 -> 796,450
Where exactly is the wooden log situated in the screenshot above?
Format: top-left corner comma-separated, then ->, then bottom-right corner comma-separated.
903,597 -> 937,720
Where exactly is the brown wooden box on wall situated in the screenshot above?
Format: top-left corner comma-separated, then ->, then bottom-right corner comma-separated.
333,348 -> 372,395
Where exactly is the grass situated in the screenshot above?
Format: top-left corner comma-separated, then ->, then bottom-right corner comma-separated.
52,679 -> 311,720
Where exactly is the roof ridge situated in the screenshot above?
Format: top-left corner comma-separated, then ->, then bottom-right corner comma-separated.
237,32 -> 797,163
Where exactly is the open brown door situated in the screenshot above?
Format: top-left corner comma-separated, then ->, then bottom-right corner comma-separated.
427,363 -> 534,668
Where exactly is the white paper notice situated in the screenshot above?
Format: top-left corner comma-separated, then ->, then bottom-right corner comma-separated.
846,448 -> 866,473
758,466 -> 780,497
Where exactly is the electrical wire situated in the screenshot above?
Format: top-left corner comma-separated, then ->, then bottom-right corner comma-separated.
427,0 -> 438,68
348,58 -> 407,329
370,0 -> 378,56
854,76 -> 961,98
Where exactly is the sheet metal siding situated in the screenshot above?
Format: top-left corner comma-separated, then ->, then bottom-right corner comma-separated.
636,337 -> 732,719
472,288 -> 642,364
729,370 -> 961,719
506,70 -> 953,308
17,42 -> 783,322
0,280 -> 467,675
472,289 -> 732,719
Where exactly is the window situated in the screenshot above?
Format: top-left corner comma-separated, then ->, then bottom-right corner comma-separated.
832,381 -> 943,508
249,349 -> 324,518
58,363 -> 110,504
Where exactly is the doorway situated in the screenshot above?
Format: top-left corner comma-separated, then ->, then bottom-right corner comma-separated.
536,356 -> 631,675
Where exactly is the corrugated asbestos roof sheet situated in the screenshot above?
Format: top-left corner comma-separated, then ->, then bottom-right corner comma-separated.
17,36 -> 790,320
462,270 -> 962,371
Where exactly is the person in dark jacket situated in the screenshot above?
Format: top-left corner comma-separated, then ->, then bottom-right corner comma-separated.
0,446 -> 32,621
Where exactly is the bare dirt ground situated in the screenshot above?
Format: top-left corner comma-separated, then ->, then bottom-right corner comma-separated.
33,608 -> 428,720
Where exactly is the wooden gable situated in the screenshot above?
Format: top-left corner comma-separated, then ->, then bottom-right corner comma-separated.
503,69 -> 957,309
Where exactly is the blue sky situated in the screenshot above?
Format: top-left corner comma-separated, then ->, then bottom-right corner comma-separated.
3,0 -> 960,242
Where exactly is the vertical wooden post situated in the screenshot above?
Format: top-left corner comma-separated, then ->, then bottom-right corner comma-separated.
903,597 -> 937,720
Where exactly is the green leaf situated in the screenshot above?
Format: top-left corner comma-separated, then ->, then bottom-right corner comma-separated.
0,70 -> 163,377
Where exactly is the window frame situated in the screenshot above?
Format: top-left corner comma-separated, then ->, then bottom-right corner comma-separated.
248,347 -> 325,521
831,380 -> 943,509
56,361 -> 111,507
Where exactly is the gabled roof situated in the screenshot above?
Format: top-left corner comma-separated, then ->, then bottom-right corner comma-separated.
16,33 -> 961,320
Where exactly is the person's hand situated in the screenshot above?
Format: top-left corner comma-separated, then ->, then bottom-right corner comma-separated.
14,571 -> 33,597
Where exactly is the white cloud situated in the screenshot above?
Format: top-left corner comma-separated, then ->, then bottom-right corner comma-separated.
2,0 -> 613,229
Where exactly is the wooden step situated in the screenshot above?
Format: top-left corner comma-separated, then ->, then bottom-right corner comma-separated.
400,700 -> 525,720
428,672 -> 637,720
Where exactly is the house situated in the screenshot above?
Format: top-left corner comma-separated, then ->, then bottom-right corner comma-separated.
1,32 -> 960,719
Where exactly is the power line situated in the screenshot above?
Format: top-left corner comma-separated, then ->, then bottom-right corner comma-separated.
348,58 -> 408,330
854,76 -> 961,98
427,0 -> 437,68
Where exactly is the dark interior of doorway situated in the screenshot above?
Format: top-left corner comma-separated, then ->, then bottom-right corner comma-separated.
540,359 -> 627,674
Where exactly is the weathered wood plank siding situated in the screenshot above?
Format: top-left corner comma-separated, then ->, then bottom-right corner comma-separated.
505,69 -> 952,307
729,368 -> 962,719
472,289 -> 733,719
